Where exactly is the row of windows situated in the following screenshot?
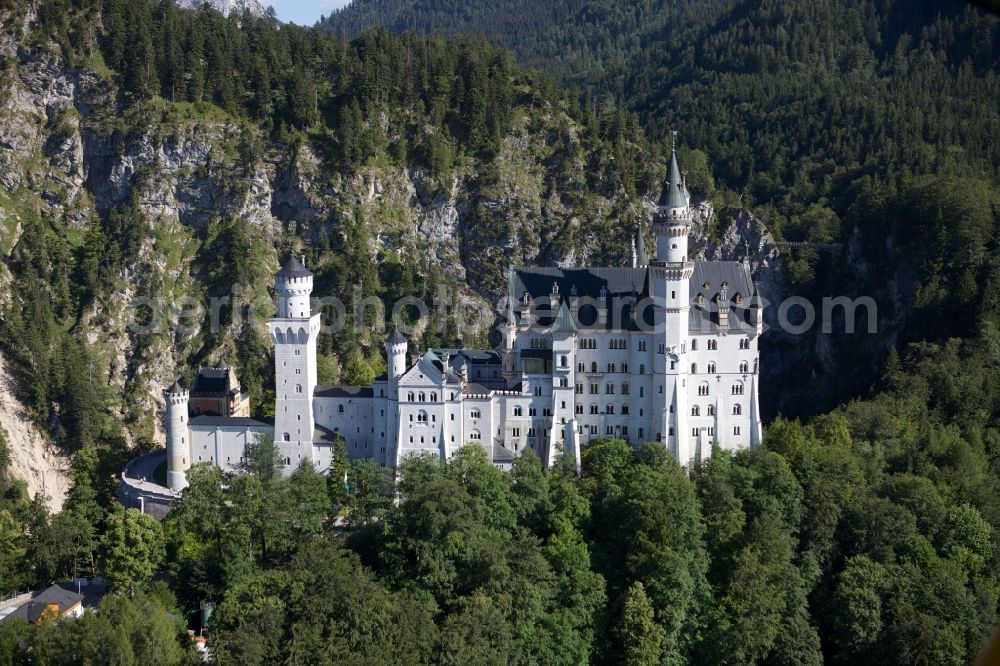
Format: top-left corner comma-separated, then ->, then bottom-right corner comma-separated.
405,392 -> 438,402
572,337 -> 751,352
691,404 -> 743,416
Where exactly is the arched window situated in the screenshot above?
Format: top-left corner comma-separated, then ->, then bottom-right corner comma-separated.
338,405 -> 344,413
733,404 -> 742,415
407,392 -> 414,401
418,392 -> 425,402
282,433 -> 290,442
417,410 -> 428,423
691,339 -> 698,350
470,429 -> 482,441
514,406 -> 522,416
638,428 -> 644,440
471,409 -> 481,419
692,405 -> 700,416
708,362 -> 716,374
430,393 -> 437,402
698,382 -> 709,396
607,362 -> 615,373
591,361 -> 598,372
708,404 -> 715,416
691,363 -> 697,374
295,384 -> 303,394
561,355 -> 568,367
740,361 -> 749,373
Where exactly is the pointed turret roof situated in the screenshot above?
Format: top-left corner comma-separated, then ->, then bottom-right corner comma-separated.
658,135 -> 688,210
168,380 -> 184,394
634,223 -> 648,266
387,329 -> 407,345
552,301 -> 577,333
277,255 -> 312,279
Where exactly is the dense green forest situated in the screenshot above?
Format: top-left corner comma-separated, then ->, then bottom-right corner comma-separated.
0,0 -> 998,663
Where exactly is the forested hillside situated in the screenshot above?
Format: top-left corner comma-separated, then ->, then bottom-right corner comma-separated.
0,0 -> 999,663
330,0 -> 1000,413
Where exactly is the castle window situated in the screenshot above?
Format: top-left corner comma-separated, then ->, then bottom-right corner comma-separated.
605,384 -> 614,394
576,405 -> 584,414
561,355 -> 568,367
608,363 -> 615,373
639,386 -> 644,397
622,384 -> 629,394
622,405 -> 629,415
708,404 -> 715,416
338,405 -> 344,413
512,427 -> 520,437
740,361 -> 749,373
638,340 -> 646,351
514,406 -> 522,416
607,405 -> 614,415
708,362 -> 716,374
560,377 -> 568,387
283,433 -> 290,441
534,386 -> 542,396
698,383 -> 709,396
622,363 -> 629,373
734,426 -> 741,435
471,409 -> 481,419
733,404 -> 742,415
529,407 -> 537,417
692,406 -> 700,416
561,401 -> 566,409
591,362 -> 598,372
577,362 -> 585,372
296,384 -> 303,393
417,411 -> 428,423
732,382 -> 745,395
418,392 -> 425,402
638,428 -> 644,439
407,392 -> 414,401
691,339 -> 697,351
740,338 -> 750,350
708,339 -> 718,351
430,393 -> 437,402
691,363 -> 697,374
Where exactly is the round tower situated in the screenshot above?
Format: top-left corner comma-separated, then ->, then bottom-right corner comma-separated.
275,256 -> 314,319
386,329 -> 408,398
653,132 -> 692,263
165,380 -> 190,491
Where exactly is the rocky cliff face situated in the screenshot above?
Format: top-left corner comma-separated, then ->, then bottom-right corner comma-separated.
174,0 -> 265,18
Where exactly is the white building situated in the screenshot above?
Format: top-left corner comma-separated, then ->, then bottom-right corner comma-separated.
163,146 -> 763,490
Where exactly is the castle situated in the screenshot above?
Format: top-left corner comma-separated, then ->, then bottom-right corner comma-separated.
162,145 -> 763,490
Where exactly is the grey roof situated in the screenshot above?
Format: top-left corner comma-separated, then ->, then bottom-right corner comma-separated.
387,329 -> 407,345
189,415 -> 272,427
492,445 -> 516,463
552,301 -> 577,333
4,585 -> 83,623
688,261 -> 756,331
315,385 -> 375,398
658,149 -> 688,209
192,366 -> 238,396
512,261 -> 757,333
277,256 -> 312,279
314,425 -> 339,444
168,380 -> 184,394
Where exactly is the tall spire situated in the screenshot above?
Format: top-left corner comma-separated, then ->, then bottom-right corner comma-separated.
659,133 -> 687,210
634,222 -> 648,267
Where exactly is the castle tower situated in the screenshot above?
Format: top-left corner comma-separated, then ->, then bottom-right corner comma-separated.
386,329 -> 408,399
268,256 -> 321,470
651,133 -> 695,463
165,380 -> 190,490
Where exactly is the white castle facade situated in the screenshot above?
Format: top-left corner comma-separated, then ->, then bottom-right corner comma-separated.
162,147 -> 763,490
